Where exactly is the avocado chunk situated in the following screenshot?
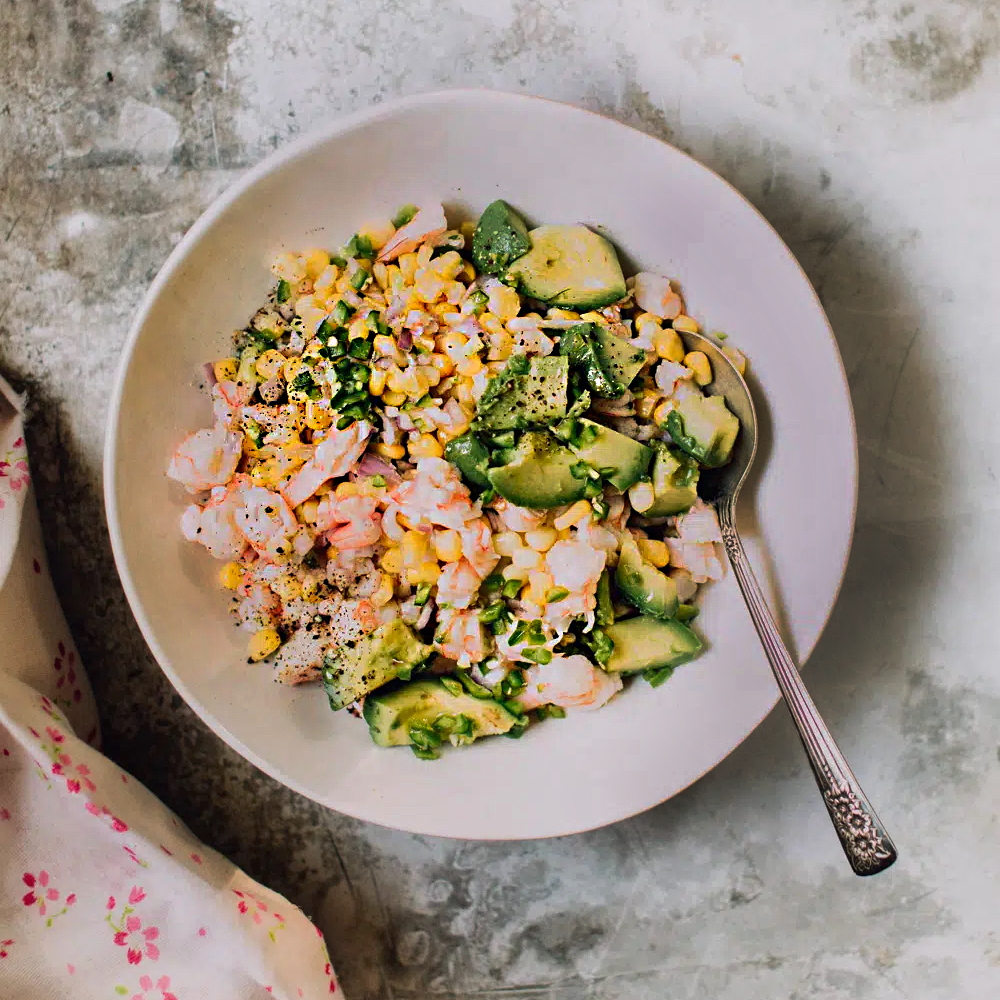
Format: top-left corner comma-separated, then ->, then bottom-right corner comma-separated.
487,430 -> 589,509
594,325 -> 647,390
615,537 -> 679,620
563,417 -> 653,492
444,432 -> 491,489
475,355 -> 569,431
558,322 -> 625,398
321,620 -> 432,711
471,200 -> 532,275
665,392 -> 739,468
646,445 -> 700,516
602,616 -> 702,674
363,678 -> 519,748
505,224 -> 627,310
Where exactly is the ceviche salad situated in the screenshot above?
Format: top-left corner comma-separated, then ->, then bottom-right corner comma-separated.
168,201 -> 745,758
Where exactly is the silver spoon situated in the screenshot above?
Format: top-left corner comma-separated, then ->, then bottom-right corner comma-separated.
675,330 -> 897,876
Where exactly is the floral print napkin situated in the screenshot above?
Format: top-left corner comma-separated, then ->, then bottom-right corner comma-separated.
0,375 -> 341,999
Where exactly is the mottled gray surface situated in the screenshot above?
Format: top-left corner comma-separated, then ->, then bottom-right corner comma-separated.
3,0 -> 999,997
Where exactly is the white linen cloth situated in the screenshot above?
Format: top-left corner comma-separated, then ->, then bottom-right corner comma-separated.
0,375 -> 341,999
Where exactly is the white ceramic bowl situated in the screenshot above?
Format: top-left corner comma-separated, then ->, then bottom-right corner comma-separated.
105,90 -> 856,839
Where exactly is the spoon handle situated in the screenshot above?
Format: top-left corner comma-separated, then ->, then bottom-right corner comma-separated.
715,501 -> 897,876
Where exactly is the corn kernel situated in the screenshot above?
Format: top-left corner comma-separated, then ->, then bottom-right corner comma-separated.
456,355 -> 484,377
381,547 -> 403,575
371,572 -> 395,607
398,253 -> 419,283
374,441 -> 406,460
430,352 -> 454,377
249,627 -> 281,662
414,272 -> 446,303
313,264 -> 340,301
423,367 -> 442,388
684,351 -> 712,386
553,500 -> 592,531
303,249 -> 330,281
547,308 -> 581,321
635,392 -> 659,420
488,331 -> 515,361
494,531 -> 523,557
214,357 -> 239,382
283,356 -> 306,383
511,547 -> 542,571
272,252 -> 306,283
459,261 -> 476,282
524,527 -> 558,553
673,314 -> 699,334
433,250 -> 464,280
270,574 -> 303,602
301,573 -> 325,602
409,560 -> 442,586
556,527 -> 573,541
416,244 -> 433,267
372,261 -> 389,289
359,219 -> 396,250
528,571 -> 554,599
628,480 -> 655,513
409,433 -> 444,459
637,538 -> 670,568
652,327 -> 685,362
580,311 -> 606,324
479,312 -> 504,336
382,391 -> 407,407
219,561 -> 242,590
502,563 -> 528,582
460,221 -> 476,240
433,529 -> 463,563
653,400 -> 675,426
255,349 -> 286,380
305,400 -> 331,430
487,283 -> 521,322
402,530 -> 429,567
299,500 -> 320,524
439,332 -> 469,360
366,368 -> 387,397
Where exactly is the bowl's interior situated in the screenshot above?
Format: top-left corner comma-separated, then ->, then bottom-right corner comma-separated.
107,91 -> 856,839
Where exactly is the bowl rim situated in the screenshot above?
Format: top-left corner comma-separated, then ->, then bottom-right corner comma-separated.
103,88 -> 858,838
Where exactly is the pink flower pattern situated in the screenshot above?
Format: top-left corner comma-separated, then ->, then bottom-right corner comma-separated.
0,439 -> 30,508
0,939 -> 13,959
21,870 -> 77,926
107,887 -> 160,965
129,973 -> 177,1000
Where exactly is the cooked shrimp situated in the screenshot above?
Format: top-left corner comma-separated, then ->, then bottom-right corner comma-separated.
492,498 -> 547,533
168,422 -> 243,493
390,458 -> 479,530
669,568 -> 698,602
542,538 -> 608,630
459,519 -> 498,579
319,494 -> 383,551
632,272 -> 683,320
674,499 -> 722,543
231,480 -> 298,561
234,582 -> 281,632
665,539 -> 724,583
281,420 -> 373,508
179,484 -> 246,561
655,360 -> 694,396
377,204 -> 448,262
436,559 -> 482,609
435,608 -> 492,666
517,654 -> 622,712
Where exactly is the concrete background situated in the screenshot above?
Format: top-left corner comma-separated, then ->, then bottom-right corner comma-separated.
2,1 -> 998,997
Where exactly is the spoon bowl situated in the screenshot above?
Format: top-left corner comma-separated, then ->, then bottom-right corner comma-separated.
677,331 -> 898,876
